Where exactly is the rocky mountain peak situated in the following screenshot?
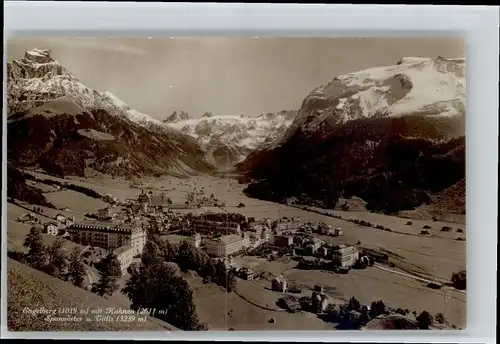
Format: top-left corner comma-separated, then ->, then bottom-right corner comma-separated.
8,48 -> 69,80
163,110 -> 190,123
24,49 -> 55,64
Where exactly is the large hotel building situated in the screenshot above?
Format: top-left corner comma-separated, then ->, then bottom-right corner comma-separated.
67,220 -> 147,257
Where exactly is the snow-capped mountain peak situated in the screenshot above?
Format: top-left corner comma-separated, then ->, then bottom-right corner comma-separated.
164,111 -> 297,163
99,91 -> 164,128
280,56 -> 466,144
8,49 -> 167,131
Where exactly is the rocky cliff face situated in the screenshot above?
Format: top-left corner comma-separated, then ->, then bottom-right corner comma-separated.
7,49 -> 214,178
238,57 -> 466,215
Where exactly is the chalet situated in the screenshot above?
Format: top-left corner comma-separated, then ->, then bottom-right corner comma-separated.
97,207 -> 113,220
65,216 -> 75,227
332,245 -> 359,268
44,222 -> 59,236
271,276 -> 287,292
240,268 -> 254,280
55,213 -> 66,223
279,295 -> 301,313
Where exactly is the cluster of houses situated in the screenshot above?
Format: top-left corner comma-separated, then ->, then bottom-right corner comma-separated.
43,213 -> 75,236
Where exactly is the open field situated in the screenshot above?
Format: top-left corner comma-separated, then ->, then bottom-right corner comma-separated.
184,273 -> 334,330
7,203 -> 83,253
231,255 -> 466,328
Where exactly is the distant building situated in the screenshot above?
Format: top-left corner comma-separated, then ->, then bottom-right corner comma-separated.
306,237 -> 323,254
55,213 -> 66,223
311,292 -> 329,313
332,245 -> 359,268
114,245 -> 134,272
279,295 -> 301,313
271,276 -> 287,292
68,220 -> 147,256
240,268 -> 254,280
65,216 -> 75,227
188,233 -> 201,248
97,207 -> 114,220
205,234 -> 244,257
44,222 -> 59,236
275,219 -> 300,232
274,235 -> 293,247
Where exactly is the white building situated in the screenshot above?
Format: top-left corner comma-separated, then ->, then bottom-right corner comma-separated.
271,276 -> 287,292
205,234 -> 244,257
68,220 -> 147,256
44,223 -> 59,236
114,245 -> 134,272
97,207 -> 113,220
55,214 -> 66,223
332,245 -> 359,268
188,233 -> 201,248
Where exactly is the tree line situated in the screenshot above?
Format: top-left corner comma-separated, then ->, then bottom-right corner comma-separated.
9,226 -> 87,288
9,226 -> 124,300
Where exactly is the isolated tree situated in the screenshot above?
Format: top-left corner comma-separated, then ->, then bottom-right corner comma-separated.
123,252 -> 206,330
434,312 -> 445,325
165,275 -> 207,330
92,252 -> 122,297
451,270 -> 466,290
226,270 -> 238,293
347,297 -> 361,312
203,258 -> 217,281
141,241 -> 163,267
177,241 -> 197,272
214,260 -> 227,287
67,247 -> 87,287
359,305 -> 371,326
46,237 -> 68,279
23,226 -> 46,269
164,241 -> 179,262
416,311 -> 433,329
369,300 -> 387,319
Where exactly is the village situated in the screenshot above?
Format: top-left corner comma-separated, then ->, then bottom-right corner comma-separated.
15,187 -> 393,316
9,175 -> 466,330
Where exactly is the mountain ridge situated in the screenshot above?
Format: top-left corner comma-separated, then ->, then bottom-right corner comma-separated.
7,48 -> 215,178
237,56 -> 466,215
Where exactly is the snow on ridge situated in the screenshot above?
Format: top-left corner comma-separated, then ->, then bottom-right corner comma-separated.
273,56 -> 466,147
323,56 -> 465,119
164,112 -> 296,152
100,91 -> 163,126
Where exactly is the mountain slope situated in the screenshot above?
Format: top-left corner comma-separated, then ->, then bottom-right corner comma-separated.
238,57 -> 466,214
165,110 -> 297,165
7,49 -> 214,178
7,258 -> 178,331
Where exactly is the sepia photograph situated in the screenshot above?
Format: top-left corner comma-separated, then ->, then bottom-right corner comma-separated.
6,36 -> 466,332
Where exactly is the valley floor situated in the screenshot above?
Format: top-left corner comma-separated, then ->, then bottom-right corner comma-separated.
7,171 -> 467,329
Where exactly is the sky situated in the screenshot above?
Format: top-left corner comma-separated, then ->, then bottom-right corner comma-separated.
7,37 -> 465,119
